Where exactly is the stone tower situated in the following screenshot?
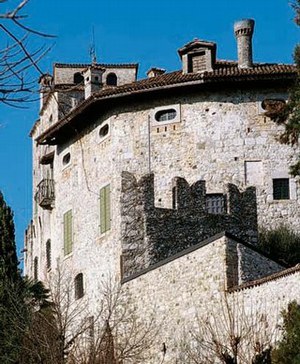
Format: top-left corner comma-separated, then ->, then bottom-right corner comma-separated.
234,19 -> 255,69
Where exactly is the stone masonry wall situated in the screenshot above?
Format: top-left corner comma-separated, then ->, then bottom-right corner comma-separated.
121,172 -> 258,278
122,233 -> 292,364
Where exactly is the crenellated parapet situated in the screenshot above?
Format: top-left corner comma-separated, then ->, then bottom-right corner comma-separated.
121,172 -> 258,278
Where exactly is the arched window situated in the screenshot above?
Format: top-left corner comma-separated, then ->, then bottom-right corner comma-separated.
74,72 -> 84,84
74,273 -> 84,299
106,73 -> 117,86
46,239 -> 51,270
34,257 -> 38,280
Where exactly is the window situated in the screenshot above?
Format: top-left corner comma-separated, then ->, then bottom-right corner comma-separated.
206,194 -> 226,214
273,178 -> 290,200
155,109 -> 177,122
46,239 -> 51,270
106,73 -> 117,86
62,152 -> 71,166
99,124 -> 109,138
63,210 -> 73,255
34,257 -> 38,280
100,184 -> 111,234
74,72 -> 84,84
74,273 -> 84,299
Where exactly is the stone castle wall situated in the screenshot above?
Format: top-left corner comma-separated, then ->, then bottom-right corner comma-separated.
121,172 -> 258,278
122,233 -> 290,364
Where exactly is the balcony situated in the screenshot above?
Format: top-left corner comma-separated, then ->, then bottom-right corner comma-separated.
35,179 -> 55,209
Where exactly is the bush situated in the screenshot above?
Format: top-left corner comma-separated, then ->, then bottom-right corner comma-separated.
258,225 -> 300,267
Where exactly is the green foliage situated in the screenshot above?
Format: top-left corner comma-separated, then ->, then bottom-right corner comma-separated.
258,225 -> 300,267
272,301 -> 300,363
279,2 -> 300,176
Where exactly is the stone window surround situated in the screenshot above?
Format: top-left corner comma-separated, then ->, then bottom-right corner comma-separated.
150,103 -> 181,126
98,120 -> 111,143
62,150 -> 71,169
269,170 -> 296,201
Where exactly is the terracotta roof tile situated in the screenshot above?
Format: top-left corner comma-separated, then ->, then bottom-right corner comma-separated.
36,61 -> 297,144
54,62 -> 138,69
228,264 -> 300,292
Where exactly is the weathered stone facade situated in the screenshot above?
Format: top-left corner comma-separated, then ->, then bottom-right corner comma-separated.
24,19 -> 300,363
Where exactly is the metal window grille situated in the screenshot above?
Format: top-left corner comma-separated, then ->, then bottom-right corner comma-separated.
273,178 -> 290,200
206,194 -> 225,214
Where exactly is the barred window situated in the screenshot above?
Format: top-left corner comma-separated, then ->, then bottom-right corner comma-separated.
155,109 -> 177,122
273,178 -> 290,200
74,273 -> 84,300
206,194 -> 225,214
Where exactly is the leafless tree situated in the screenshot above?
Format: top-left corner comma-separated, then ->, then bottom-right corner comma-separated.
179,293 -> 278,364
0,0 -> 54,107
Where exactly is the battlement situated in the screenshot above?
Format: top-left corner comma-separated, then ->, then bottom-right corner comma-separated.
121,172 -> 258,278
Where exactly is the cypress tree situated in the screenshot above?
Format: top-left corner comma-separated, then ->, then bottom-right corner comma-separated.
0,191 -> 19,281
0,191 -> 22,363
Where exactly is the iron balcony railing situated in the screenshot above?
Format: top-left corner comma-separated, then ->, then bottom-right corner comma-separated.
35,179 -> 55,209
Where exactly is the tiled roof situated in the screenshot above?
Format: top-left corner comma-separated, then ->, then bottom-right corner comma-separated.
36,61 -> 297,144
54,62 -> 138,69
228,264 -> 300,292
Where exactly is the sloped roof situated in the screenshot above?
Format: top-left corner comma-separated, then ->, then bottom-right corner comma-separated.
36,61 -> 297,144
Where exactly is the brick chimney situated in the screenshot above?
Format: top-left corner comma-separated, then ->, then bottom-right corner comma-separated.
146,67 -> 166,78
83,66 -> 104,99
234,19 -> 255,69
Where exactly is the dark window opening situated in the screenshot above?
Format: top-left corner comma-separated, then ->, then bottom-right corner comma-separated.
99,124 -> 109,138
273,178 -> 290,200
74,72 -> 84,84
172,186 -> 177,209
206,194 -> 226,214
155,109 -> 177,122
63,152 -> 71,166
46,239 -> 51,270
74,273 -> 84,300
106,73 -> 117,86
34,257 -> 38,280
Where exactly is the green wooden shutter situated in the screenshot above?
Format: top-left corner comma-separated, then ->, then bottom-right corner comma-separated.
64,210 -> 73,255
100,184 -> 111,233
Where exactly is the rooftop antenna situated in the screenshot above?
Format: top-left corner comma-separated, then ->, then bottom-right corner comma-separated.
89,26 -> 97,64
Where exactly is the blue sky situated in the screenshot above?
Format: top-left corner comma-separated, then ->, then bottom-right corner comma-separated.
0,0 -> 298,268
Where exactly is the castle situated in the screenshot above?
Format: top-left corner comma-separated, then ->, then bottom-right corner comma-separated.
24,19 -> 300,362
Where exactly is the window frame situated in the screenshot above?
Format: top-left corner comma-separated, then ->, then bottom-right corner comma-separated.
273,178 -> 290,200
150,104 -> 181,126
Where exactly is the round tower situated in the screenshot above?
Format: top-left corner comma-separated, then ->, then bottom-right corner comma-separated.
234,19 -> 255,69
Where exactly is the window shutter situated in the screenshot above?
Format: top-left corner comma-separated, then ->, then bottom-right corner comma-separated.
64,210 -> 72,255
100,184 -> 111,233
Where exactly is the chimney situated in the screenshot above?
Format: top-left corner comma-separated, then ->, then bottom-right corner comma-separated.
39,74 -> 53,110
178,39 -> 216,74
234,19 -> 255,69
83,66 -> 104,99
146,67 -> 166,78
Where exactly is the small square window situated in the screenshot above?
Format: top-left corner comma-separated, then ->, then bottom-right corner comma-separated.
273,178 -> 290,200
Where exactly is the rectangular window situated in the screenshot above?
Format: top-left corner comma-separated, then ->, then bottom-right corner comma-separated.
206,194 -> 226,214
63,209 -> 73,255
100,184 -> 111,234
273,178 -> 290,200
